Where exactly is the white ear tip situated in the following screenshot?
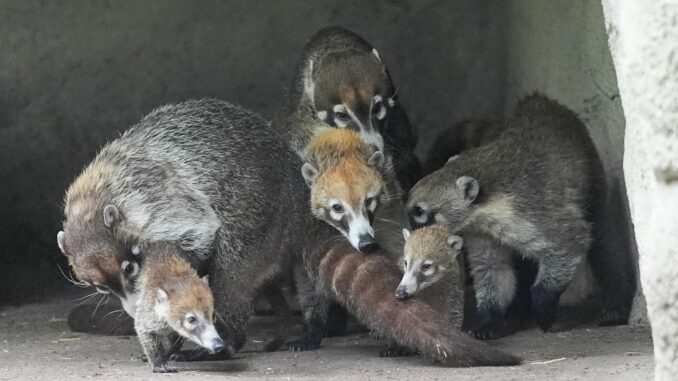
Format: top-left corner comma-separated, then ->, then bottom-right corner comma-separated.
372,48 -> 381,61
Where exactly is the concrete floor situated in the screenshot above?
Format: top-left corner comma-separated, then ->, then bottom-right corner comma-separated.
0,291 -> 654,381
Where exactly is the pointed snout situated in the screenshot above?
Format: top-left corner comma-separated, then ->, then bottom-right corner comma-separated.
201,325 -> 225,354
357,234 -> 378,253
395,284 -> 410,299
207,337 -> 224,354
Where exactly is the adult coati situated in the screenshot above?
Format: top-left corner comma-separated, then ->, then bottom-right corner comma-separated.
58,99 -> 519,366
274,25 -> 422,192
407,94 -> 633,338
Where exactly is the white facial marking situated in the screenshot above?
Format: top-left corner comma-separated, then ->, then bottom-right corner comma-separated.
123,293 -> 140,317
347,214 -> 375,250
316,110 -> 328,121
388,97 -> 396,107
328,199 -> 344,221
304,60 -> 315,107
422,260 -> 435,276
398,270 -> 419,295
333,104 -> 349,127
131,245 -> 141,256
373,95 -> 387,120
199,324 -> 222,351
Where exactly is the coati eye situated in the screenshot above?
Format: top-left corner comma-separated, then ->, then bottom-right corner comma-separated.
413,206 -> 424,217
372,100 -> 384,117
365,197 -> 377,211
422,263 -> 432,271
335,111 -> 350,122
186,315 -> 197,325
121,260 -> 139,277
331,204 -> 344,213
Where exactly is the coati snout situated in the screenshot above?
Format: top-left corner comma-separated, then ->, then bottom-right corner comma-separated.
302,129 -> 387,253
58,203 -> 143,316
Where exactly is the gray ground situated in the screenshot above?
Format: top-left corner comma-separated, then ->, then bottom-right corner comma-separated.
0,291 -> 654,381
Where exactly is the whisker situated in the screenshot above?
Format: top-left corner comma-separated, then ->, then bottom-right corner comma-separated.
56,264 -> 88,288
101,308 -> 124,319
92,294 -> 109,317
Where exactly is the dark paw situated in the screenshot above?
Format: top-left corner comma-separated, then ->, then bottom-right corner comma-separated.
599,308 -> 629,327
531,286 -> 561,332
286,337 -> 321,352
469,307 -> 516,340
379,343 -> 416,357
152,363 -> 177,373
262,337 -> 284,352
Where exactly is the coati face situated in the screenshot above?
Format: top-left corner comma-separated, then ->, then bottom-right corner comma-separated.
57,204 -> 142,316
154,277 -> 224,354
304,49 -> 396,151
396,227 -> 463,299
407,171 -> 480,230
302,150 -> 386,253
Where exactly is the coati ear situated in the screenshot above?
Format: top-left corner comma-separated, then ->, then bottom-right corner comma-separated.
103,205 -> 119,228
402,228 -> 411,242
447,155 -> 460,164
156,288 -> 169,305
57,231 -> 66,254
371,48 -> 381,62
456,176 -> 479,203
368,151 -> 384,169
301,163 -> 318,188
446,235 -> 464,253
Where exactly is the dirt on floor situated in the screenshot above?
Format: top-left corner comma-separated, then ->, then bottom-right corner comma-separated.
0,290 -> 654,381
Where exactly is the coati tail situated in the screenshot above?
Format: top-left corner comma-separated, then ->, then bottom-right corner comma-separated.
317,241 -> 521,367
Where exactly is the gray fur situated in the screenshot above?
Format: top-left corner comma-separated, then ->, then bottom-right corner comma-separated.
407,94 -> 601,334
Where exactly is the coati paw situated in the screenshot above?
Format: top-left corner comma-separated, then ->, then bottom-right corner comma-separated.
379,343 -> 416,357
152,363 -> 177,373
599,308 -> 629,327
286,337 -> 321,352
262,337 -> 285,352
469,310 -> 517,340
531,286 -> 561,332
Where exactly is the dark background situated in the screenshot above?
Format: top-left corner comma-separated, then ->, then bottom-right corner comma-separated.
0,1 -> 633,305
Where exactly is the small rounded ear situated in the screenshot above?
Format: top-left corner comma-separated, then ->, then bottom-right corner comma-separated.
446,235 -> 464,252
456,176 -> 479,203
57,231 -> 67,254
103,205 -> 120,228
368,151 -> 384,169
447,155 -> 460,164
156,288 -> 169,304
301,163 -> 318,188
371,48 -> 381,61
402,228 -> 411,242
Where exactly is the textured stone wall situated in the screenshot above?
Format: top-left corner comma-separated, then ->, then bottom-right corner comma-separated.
603,1 -> 678,379
0,0 -> 507,303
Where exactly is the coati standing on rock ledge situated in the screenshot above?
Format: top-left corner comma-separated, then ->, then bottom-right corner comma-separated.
133,242 -> 223,373
58,99 -> 519,366
407,94 -> 633,338
274,25 -> 423,192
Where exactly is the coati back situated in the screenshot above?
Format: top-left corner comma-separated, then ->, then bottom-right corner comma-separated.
274,26 -> 423,192
134,242 -> 223,373
407,94 -> 623,338
396,225 -> 465,330
301,127 -> 401,252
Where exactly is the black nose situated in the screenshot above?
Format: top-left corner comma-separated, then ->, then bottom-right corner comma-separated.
395,285 -> 409,299
358,235 -> 378,253
212,337 -> 224,353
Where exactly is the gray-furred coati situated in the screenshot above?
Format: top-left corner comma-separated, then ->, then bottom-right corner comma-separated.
133,241 -> 223,373
58,98 -> 519,366
407,94 -> 634,338
273,25 -> 423,193
397,225 -> 465,330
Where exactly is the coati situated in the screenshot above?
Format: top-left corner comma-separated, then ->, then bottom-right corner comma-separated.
301,127 -> 401,253
406,94 -> 629,338
274,25 -> 423,192
58,99 -> 518,366
396,225 -> 465,330
133,242 -> 223,373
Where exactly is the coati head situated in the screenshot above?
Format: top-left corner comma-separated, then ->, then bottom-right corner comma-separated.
302,128 -> 386,253
303,48 -> 397,151
58,172 -> 143,316
147,247 -> 223,354
396,225 -> 463,299
406,162 -> 480,230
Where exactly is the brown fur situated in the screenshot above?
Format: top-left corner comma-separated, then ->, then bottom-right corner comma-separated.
314,240 -> 521,367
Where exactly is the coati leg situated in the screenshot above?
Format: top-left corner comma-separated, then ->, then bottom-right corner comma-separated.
136,327 -> 176,373
260,282 -> 294,352
287,267 -> 327,351
465,236 -> 519,340
530,248 -> 583,332
324,302 -> 349,337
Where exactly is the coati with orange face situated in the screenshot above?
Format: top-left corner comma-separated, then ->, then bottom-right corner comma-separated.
134,242 -> 223,373
301,128 -> 398,253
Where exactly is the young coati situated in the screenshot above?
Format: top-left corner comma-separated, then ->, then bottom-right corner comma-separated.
407,94 -> 625,338
58,99 -> 519,366
133,242 -> 223,373
301,127 -> 401,253
396,226 -> 465,330
274,25 -> 423,192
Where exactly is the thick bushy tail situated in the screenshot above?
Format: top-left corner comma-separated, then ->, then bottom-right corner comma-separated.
317,241 -> 521,367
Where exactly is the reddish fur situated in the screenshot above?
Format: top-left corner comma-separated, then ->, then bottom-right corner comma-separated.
316,241 -> 521,367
